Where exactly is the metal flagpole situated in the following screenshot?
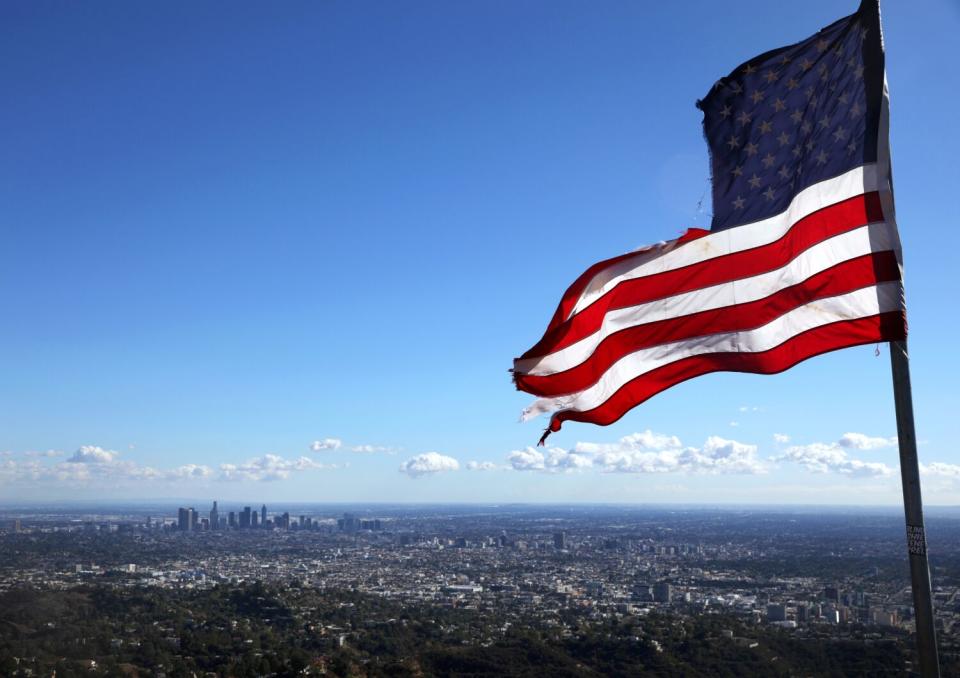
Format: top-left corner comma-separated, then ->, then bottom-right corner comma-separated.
889,339 -> 940,677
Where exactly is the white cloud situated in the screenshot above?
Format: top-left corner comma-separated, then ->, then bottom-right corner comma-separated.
24,450 -> 63,458
773,433 -> 790,444
921,462 -> 960,478
604,437 -> 761,474
466,461 -> 500,471
510,430 -> 765,475
310,438 -> 395,454
310,438 -> 342,452
68,445 -> 119,464
838,432 -> 898,450
167,464 -> 214,480
729,421 -> 740,427
220,454 -> 326,482
350,444 -> 394,454
0,459 -> 42,482
738,405 -> 761,413
773,434 -> 894,477
508,446 -> 593,473
0,444 -> 333,487
682,437 -> 766,474
399,452 -> 459,478
574,430 -> 682,455
0,451 -> 157,484
508,447 -> 546,471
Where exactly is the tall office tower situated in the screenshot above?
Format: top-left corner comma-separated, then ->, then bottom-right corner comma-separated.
240,506 -> 251,528
13,519 -> 22,533
300,515 -> 307,528
653,581 -> 672,603
554,531 -> 566,549
251,511 -> 259,528
339,513 -> 358,532
178,508 -> 190,531
261,504 -> 267,527
209,501 -> 219,531
228,511 -> 236,528
188,508 -> 197,531
281,512 -> 290,529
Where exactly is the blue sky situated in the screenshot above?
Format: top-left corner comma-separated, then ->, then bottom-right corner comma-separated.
2,0 -> 959,504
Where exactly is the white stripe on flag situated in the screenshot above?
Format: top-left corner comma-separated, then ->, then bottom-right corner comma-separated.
566,164 -> 883,320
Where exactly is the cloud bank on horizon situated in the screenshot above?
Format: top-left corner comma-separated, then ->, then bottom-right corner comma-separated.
3,431 -> 960,496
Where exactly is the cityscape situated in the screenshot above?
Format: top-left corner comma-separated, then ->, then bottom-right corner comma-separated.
2,503 -> 960,675
3,0 -> 958,676
172,503 -> 382,534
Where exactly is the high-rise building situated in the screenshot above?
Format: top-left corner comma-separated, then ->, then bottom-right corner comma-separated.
554,531 -> 566,549
252,511 -> 259,528
209,501 -> 219,531
13,519 -> 22,533
281,512 -> 290,529
261,504 -> 267,527
767,604 -> 787,622
177,507 -> 198,531
653,582 -> 672,603
228,511 -> 236,528
240,506 -> 251,528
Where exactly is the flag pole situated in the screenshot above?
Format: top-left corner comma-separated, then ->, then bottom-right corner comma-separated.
889,338 -> 940,677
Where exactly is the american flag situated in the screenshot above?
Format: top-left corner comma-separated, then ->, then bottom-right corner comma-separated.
512,0 -> 905,444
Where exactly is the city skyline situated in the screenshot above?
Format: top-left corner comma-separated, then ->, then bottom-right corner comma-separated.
4,502 -> 951,674
171,502 -> 383,532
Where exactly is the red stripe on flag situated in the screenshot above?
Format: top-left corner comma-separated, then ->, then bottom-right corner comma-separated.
543,311 -> 906,435
522,192 -> 884,361
544,246 -> 667,334
516,251 -> 900,397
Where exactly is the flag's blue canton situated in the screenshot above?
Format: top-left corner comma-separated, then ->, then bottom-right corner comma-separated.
698,1 -> 884,232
